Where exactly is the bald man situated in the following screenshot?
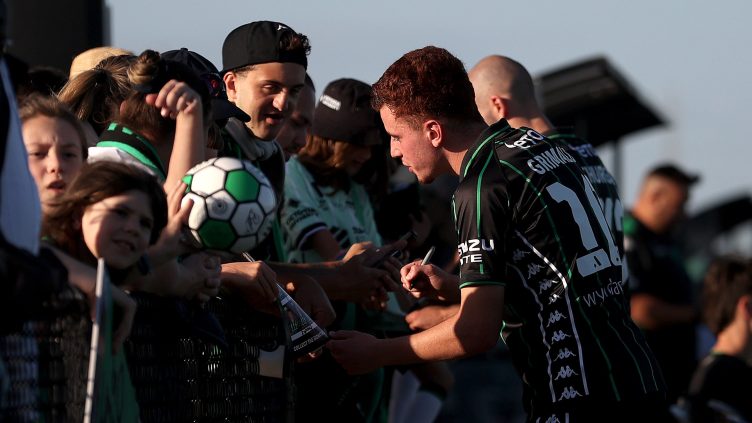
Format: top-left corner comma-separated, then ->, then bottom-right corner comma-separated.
469,55 -> 626,278
624,164 -> 700,403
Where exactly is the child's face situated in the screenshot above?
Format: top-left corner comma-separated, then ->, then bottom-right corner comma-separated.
81,190 -> 153,269
22,115 -> 85,212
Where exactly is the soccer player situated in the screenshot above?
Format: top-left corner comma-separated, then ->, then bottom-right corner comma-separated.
328,46 -> 669,421
469,55 -> 626,281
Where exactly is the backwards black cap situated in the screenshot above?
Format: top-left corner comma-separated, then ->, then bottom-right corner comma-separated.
162,48 -> 250,123
222,21 -> 308,73
312,78 -> 385,146
648,163 -> 700,186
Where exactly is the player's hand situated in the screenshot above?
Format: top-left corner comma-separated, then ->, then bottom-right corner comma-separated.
221,261 -> 279,313
401,261 -> 460,303
110,284 -> 137,354
145,79 -> 202,119
405,303 -> 459,332
283,275 -> 336,328
327,330 -> 382,375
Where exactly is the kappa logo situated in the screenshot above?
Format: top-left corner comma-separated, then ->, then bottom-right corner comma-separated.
538,279 -> 558,294
554,348 -> 577,361
554,365 -> 579,380
558,386 -> 583,400
551,330 -> 571,343
512,249 -> 530,263
527,263 -> 545,278
546,310 -> 567,327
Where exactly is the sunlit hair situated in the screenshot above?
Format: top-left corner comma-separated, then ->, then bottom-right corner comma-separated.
42,161 -> 167,264
18,93 -> 88,159
372,46 -> 483,128
58,54 -> 134,136
296,134 -> 365,192
231,32 -> 311,77
119,49 -> 211,145
701,256 -> 752,335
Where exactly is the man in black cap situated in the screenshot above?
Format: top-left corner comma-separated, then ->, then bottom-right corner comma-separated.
217,21 -> 400,319
219,20 -> 309,199
624,163 -> 701,404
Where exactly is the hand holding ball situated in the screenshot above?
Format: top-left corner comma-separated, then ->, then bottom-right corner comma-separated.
181,157 -> 277,254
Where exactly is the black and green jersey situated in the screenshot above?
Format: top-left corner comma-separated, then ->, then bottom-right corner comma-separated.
546,130 -> 628,285
454,119 -> 665,416
95,123 -> 167,181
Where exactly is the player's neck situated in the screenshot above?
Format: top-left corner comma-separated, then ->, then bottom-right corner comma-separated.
446,121 -> 488,176
507,114 -> 554,135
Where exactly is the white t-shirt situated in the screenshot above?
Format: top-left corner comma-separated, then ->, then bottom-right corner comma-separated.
280,156 -> 382,263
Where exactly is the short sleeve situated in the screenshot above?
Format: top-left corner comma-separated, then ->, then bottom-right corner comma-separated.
280,158 -> 328,251
455,156 -> 509,289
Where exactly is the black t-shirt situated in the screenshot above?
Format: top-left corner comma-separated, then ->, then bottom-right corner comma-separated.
218,125 -> 286,261
454,119 -> 665,416
687,353 -> 752,422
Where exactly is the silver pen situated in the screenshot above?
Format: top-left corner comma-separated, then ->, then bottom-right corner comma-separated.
410,246 -> 435,289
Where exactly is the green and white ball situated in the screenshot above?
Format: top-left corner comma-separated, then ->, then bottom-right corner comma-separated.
181,157 -> 277,254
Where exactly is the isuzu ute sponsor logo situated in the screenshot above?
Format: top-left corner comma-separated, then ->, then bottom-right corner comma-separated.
457,238 -> 495,265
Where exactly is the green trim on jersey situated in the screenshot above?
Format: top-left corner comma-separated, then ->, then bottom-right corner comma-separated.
499,156 -> 627,399
497,159 -> 572,275
462,122 -> 510,178
475,151 -> 495,275
96,141 -> 166,180
511,137 -> 659,397
271,220 -> 286,263
459,280 -> 505,289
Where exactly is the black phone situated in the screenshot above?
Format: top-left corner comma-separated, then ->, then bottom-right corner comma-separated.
373,230 -> 417,267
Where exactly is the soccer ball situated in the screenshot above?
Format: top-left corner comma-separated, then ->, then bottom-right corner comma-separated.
181,157 -> 277,254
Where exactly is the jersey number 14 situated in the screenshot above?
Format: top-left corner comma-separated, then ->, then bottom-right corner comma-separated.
546,176 -> 622,277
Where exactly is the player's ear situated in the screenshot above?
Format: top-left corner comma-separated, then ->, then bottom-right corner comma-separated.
424,119 -> 442,148
490,95 -> 507,120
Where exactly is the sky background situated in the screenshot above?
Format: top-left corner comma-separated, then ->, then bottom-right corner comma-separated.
107,0 -> 752,216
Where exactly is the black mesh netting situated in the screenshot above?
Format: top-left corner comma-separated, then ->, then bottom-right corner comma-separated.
125,292 -> 293,423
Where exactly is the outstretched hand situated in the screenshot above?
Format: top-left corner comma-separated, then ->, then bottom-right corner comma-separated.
327,330 -> 382,375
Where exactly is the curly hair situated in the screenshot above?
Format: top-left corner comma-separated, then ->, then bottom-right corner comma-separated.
371,46 -> 483,128
42,161 -> 168,265
701,256 -> 752,335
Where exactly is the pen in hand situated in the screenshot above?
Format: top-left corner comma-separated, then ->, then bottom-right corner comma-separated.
409,246 -> 435,290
